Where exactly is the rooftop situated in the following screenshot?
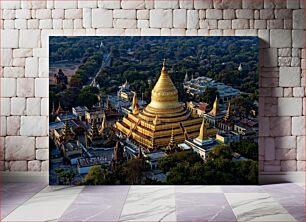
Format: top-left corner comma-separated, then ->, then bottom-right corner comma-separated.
77,157 -> 110,168
73,106 -> 88,112
56,114 -> 78,122
145,151 -> 167,161
184,76 -> 240,98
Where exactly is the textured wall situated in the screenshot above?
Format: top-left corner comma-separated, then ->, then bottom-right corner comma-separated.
0,0 -> 305,172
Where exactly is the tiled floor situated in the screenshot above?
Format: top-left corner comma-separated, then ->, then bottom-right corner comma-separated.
0,182 -> 304,222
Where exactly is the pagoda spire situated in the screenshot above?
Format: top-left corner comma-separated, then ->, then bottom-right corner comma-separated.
51,102 -> 55,115
61,120 -> 74,142
137,146 -> 143,159
114,141 -> 124,162
224,102 -> 231,121
169,128 -> 176,146
238,63 -> 243,72
105,96 -> 112,110
209,96 -> 219,116
196,118 -> 208,143
166,128 -> 177,152
99,115 -> 107,135
85,131 -> 88,149
89,119 -> 100,140
184,71 -> 188,82
132,92 -> 140,115
56,101 -> 64,115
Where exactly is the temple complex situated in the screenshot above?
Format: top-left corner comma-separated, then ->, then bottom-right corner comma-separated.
116,60 -> 204,150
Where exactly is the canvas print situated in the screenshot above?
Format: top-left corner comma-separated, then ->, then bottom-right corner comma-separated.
49,36 -> 259,185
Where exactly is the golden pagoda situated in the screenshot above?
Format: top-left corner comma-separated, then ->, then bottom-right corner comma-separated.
116,60 -> 203,150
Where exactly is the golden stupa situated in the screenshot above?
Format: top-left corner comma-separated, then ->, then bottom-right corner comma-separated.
116,60 -> 204,150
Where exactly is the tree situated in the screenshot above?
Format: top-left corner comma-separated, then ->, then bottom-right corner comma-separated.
200,87 -> 219,106
77,86 -> 99,108
125,159 -> 147,185
158,155 -> 177,173
158,151 -> 202,173
233,160 -> 258,184
66,170 -> 76,185
167,162 -> 190,184
230,95 -> 258,118
207,144 -> 233,160
54,168 -> 64,184
70,76 -> 82,87
83,165 -> 106,185
230,141 -> 258,160
58,87 -> 80,109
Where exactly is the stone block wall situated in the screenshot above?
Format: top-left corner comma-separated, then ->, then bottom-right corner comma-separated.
0,0 -> 305,172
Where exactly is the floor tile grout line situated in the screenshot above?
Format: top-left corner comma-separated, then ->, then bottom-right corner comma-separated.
118,185 -> 132,222
224,192 -> 300,222
223,192 -> 252,222
267,193 -> 304,222
2,183 -> 48,220
220,192 -> 239,222
56,185 -> 87,221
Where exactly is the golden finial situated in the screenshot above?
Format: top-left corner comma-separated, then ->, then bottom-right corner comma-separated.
162,58 -> 166,71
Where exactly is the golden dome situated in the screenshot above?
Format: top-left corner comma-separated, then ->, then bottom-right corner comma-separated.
147,60 -> 181,110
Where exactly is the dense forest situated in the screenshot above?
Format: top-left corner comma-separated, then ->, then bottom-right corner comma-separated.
49,36 -> 258,111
